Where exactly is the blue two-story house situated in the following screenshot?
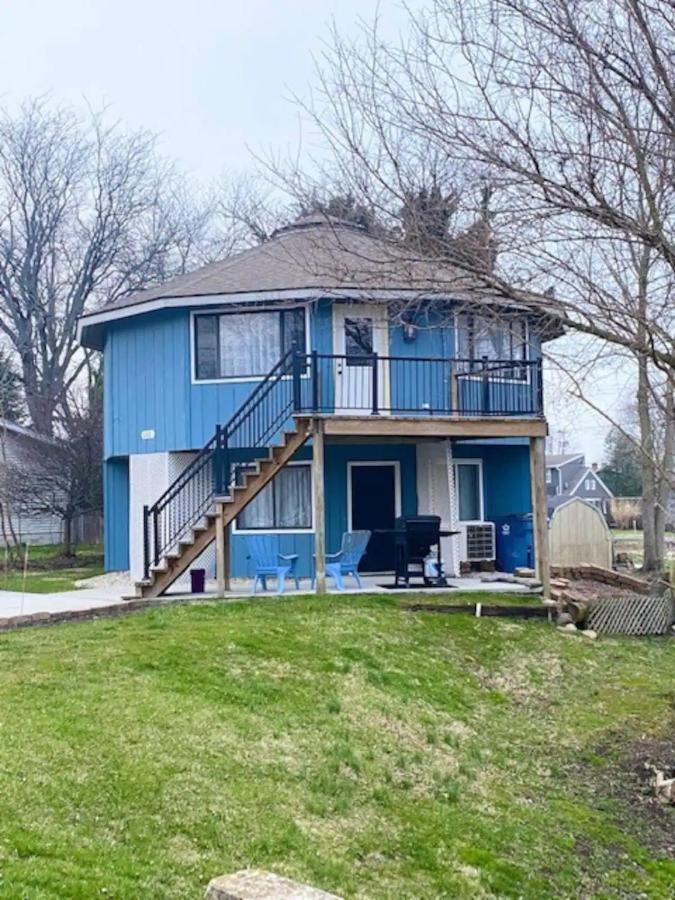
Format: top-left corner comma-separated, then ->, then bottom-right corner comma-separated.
77,214 -> 560,597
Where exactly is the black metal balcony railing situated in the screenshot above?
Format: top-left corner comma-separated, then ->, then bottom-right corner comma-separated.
294,352 -> 543,418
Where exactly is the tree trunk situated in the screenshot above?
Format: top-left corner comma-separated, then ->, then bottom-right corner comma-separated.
23,386 -> 57,437
637,356 -> 662,572
655,386 -> 674,575
63,515 -> 74,558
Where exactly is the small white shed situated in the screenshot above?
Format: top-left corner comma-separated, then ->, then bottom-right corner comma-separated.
549,497 -> 613,568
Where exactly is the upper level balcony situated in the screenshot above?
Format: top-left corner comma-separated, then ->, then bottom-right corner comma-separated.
283,350 -> 545,441
221,349 -> 547,453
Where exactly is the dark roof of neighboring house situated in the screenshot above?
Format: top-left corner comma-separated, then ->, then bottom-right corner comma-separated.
77,214 -> 564,349
568,467 -> 614,498
546,453 -> 585,468
0,418 -> 57,446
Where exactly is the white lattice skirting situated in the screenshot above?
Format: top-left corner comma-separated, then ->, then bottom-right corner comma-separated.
587,594 -> 674,636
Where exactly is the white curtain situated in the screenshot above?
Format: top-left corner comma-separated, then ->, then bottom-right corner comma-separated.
220,313 -> 280,377
275,466 -> 311,528
238,466 -> 311,529
238,481 -> 275,529
458,314 -> 528,362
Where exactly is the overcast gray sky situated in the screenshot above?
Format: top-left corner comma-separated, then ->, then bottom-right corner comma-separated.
1,0 -> 410,180
1,0 -> 620,461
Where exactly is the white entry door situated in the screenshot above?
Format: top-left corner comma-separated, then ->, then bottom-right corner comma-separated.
332,304 -> 389,414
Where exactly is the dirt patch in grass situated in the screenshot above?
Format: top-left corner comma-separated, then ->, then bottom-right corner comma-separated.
612,732 -> 675,855
576,721 -> 675,859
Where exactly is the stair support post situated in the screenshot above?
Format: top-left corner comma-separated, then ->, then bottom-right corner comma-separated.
312,418 -> 327,594
142,505 -> 150,580
529,435 -> 551,598
215,501 -> 231,596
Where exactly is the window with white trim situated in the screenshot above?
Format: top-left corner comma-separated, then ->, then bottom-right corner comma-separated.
454,461 -> 484,522
194,308 -> 306,380
546,469 -> 552,484
585,478 -> 596,491
457,314 -> 528,378
237,464 -> 312,531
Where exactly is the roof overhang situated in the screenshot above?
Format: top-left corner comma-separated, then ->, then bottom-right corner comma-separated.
78,286 -> 545,350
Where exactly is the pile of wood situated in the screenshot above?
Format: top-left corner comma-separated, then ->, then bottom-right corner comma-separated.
551,563 -> 657,595
549,565 -> 674,636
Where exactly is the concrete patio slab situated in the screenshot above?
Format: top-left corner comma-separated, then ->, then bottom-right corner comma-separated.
0,571 -> 538,625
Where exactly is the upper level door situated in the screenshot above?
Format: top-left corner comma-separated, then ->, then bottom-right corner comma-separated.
332,304 -> 389,414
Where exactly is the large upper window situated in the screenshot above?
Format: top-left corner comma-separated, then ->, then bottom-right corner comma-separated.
237,464 -> 312,531
457,314 -> 528,377
194,308 -> 306,380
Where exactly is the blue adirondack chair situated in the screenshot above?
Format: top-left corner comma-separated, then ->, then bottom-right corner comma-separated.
313,530 -> 371,590
245,535 -> 300,594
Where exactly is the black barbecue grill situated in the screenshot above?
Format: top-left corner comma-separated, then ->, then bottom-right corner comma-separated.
393,515 -> 446,588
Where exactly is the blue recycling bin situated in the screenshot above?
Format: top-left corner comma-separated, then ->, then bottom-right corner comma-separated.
494,514 -> 534,573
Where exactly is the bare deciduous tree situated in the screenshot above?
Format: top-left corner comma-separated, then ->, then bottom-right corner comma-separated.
0,100 -> 217,435
271,0 -> 675,572
3,375 -> 103,557
289,0 -> 675,364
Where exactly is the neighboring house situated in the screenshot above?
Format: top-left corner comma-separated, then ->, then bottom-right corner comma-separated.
77,213 -> 562,595
0,419 -> 63,545
546,453 -> 614,518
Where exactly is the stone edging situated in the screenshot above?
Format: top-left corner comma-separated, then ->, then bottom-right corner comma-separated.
0,596 -> 201,633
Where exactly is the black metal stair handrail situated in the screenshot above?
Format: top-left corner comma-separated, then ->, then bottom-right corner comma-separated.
142,348 -> 296,579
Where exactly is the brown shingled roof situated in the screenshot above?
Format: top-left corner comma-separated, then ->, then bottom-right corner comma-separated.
90,216 -> 488,315
78,215 -> 563,348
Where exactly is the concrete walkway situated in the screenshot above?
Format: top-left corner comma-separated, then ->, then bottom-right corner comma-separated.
0,586 -> 128,618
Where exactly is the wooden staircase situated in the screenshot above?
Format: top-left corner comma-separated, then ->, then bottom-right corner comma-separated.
136,347 -> 315,599
136,422 -> 311,598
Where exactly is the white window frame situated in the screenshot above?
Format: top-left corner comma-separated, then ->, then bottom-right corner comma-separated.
453,311 -> 531,384
585,478 -> 596,491
190,305 -> 311,384
453,459 -> 485,524
546,469 -> 552,484
233,461 -> 314,534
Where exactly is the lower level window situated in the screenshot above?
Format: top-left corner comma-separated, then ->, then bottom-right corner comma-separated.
237,464 -> 312,530
455,461 -> 483,522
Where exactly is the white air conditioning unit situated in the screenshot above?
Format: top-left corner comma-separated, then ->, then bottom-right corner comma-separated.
460,522 -> 496,562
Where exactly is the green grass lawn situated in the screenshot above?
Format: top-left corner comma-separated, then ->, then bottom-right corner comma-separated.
0,594 -> 673,899
0,544 -> 103,593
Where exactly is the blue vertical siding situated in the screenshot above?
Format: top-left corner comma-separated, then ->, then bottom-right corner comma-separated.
389,310 -> 454,414
453,440 -> 532,517
104,299 -> 543,458
104,310 -> 190,458
105,301 -> 334,458
227,441 -> 417,579
104,457 -> 130,571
